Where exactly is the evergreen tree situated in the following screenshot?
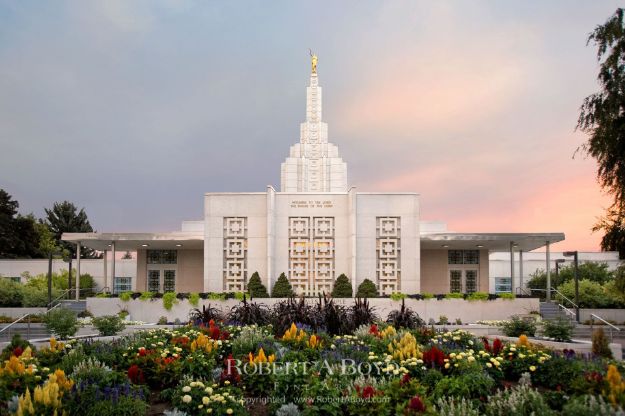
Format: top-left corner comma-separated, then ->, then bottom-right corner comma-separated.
45,201 -> 99,258
247,271 -> 269,298
271,273 -> 295,297
356,278 -> 379,298
331,274 -> 353,298
122,251 -> 133,260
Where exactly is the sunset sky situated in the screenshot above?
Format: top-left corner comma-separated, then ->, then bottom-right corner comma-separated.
0,1 -> 621,252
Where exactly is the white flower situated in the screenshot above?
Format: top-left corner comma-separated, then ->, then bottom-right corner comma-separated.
182,386 -> 191,393
182,394 -> 192,403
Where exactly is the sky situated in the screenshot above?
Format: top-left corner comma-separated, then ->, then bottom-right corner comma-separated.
0,0 -> 621,253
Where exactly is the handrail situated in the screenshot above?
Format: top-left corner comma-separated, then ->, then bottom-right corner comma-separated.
515,287 -> 531,296
0,303 -> 61,336
557,304 -> 576,319
590,313 -> 620,332
525,287 -> 579,309
47,289 -> 71,308
551,287 -> 579,309
0,313 -> 31,335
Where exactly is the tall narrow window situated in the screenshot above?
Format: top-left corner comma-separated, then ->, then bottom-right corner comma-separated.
465,270 -> 478,293
148,270 -> 160,292
163,270 -> 176,292
449,270 -> 462,293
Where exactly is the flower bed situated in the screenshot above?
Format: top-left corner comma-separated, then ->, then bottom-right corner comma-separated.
1,316 -> 624,415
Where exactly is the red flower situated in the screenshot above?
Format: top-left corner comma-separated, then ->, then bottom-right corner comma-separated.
401,373 -> 411,386
423,346 -> 447,369
492,339 -> 503,355
408,395 -> 425,412
361,385 -> 376,399
12,346 -> 23,357
220,354 -> 241,384
127,364 -> 144,383
369,324 -> 379,336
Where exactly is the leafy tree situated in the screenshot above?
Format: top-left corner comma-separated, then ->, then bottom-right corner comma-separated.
45,200 -> 99,258
0,189 -> 19,257
556,279 -> 620,308
0,278 -> 24,307
356,278 -> 379,298
121,250 -> 133,259
331,274 -> 353,298
271,273 -> 295,298
247,271 -> 269,298
526,261 -> 614,290
0,190 -> 44,258
578,8 -> 625,258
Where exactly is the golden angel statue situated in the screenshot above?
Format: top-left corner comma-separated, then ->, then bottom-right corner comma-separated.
309,49 -> 318,74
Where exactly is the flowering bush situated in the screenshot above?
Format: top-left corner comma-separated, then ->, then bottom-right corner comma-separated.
171,380 -> 246,415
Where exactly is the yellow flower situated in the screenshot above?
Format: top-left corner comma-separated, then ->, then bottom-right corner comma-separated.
529,366 -> 536,372
226,409 -> 233,414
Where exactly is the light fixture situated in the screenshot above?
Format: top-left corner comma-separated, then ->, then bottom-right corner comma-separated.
107,244 -> 112,247
141,244 -> 149,247
175,244 -> 183,247
442,244 -> 449,248
476,244 -> 484,248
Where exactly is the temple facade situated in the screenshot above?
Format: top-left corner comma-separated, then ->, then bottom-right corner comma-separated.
63,57 -> 564,297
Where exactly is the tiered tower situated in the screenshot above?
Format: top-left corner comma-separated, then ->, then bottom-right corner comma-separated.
280,54 -> 348,192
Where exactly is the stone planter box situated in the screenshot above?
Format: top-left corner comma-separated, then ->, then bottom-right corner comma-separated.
86,297 -> 539,324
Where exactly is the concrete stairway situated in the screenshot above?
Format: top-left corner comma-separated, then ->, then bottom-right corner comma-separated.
540,301 -> 574,322
58,300 -> 87,314
0,323 -> 52,343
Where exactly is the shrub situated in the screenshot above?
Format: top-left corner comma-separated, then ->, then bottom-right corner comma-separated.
390,292 -> 407,301
315,295 -> 350,335
438,315 -> 449,325
43,307 -> 79,339
445,293 -> 464,299
422,292 -> 434,299
271,297 -> 317,335
355,279 -> 378,298
386,299 -> 424,329
139,291 -> 154,301
162,292 -> 178,310
467,291 -> 489,301
433,372 -> 495,401
188,292 -> 200,307
247,272 -> 269,298
501,316 -> 537,337
119,291 -> 132,302
556,279 -> 611,308
499,292 -> 516,300
0,278 -> 23,307
92,315 -> 125,336
228,295 -> 271,325
541,317 -> 574,342
592,327 -> 613,358
331,274 -> 352,298
189,304 -> 223,326
157,316 -> 168,325
350,297 -> 377,330
21,285 -> 61,307
272,273 -> 295,297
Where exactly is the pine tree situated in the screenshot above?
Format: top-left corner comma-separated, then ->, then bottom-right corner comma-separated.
271,273 -> 295,297
331,274 -> 353,298
247,271 -> 269,298
356,278 -> 378,298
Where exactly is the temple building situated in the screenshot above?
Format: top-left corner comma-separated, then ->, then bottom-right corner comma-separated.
62,56 -> 564,297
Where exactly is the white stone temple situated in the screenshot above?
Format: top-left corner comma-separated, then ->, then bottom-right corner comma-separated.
62,56 -> 564,297
280,66 -> 347,192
